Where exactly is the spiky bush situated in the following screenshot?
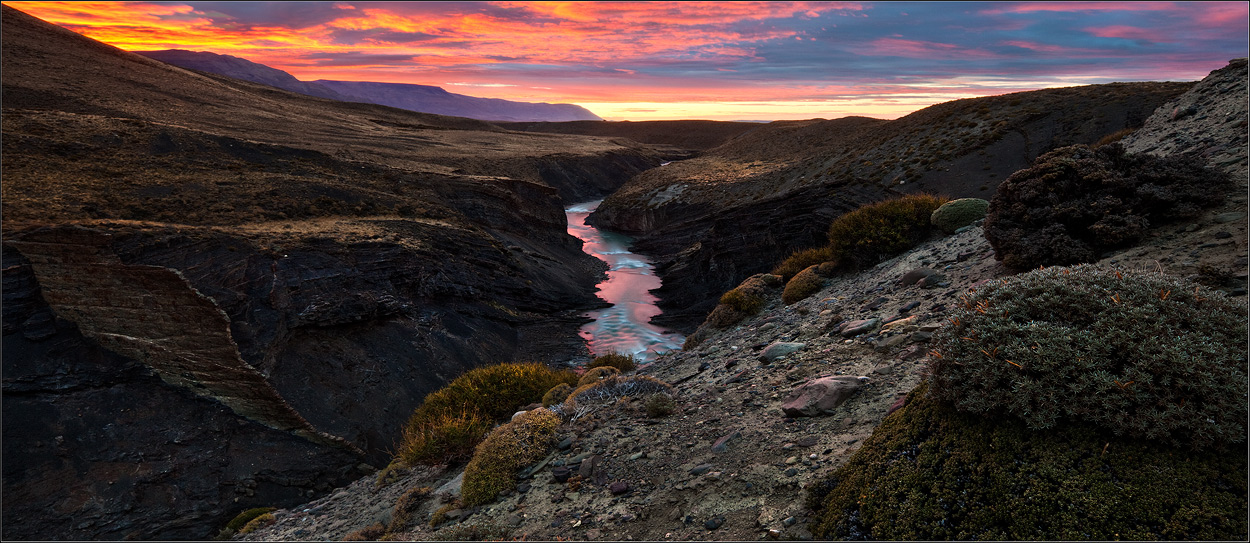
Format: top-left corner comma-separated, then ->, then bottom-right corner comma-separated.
588,352 -> 637,372
929,264 -> 1247,449
461,409 -> 560,507
929,197 -> 989,234
577,365 -> 621,386
827,193 -> 948,270
563,375 -> 674,415
983,144 -> 1230,270
806,382 -> 1248,541
772,246 -> 836,281
398,362 -> 577,465
782,265 -> 825,305
388,486 -> 431,533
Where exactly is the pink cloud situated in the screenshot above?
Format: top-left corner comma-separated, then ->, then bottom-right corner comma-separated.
1085,25 -> 1159,42
859,37 -> 1001,60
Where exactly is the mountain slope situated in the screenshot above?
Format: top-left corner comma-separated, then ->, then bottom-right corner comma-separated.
589,82 -> 1193,332
134,49 -> 602,122
0,5 -> 663,540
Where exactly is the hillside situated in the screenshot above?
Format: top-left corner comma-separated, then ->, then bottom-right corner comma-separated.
233,57 -> 1247,542
495,120 -> 764,153
135,49 -> 602,122
589,82 -> 1194,332
0,5 -> 672,540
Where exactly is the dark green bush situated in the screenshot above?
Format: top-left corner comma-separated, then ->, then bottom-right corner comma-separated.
929,197 -> 989,234
772,246 -> 836,281
588,352 -> 637,372
983,144 -> 1230,270
782,265 -> 824,305
827,193 -> 948,270
807,382 -> 1248,541
929,264 -> 1247,449
398,362 -> 577,465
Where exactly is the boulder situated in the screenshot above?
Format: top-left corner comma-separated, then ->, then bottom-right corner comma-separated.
839,318 -> 881,337
780,376 -> 869,417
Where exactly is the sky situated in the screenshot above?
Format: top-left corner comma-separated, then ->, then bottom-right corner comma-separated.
6,1 -> 1248,121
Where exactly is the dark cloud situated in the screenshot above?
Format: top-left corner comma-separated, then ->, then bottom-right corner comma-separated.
292,51 -> 418,67
166,1 -> 357,30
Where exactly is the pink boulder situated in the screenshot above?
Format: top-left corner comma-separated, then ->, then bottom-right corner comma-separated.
780,376 -> 868,417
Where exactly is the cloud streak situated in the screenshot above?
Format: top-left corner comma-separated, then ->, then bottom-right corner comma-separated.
5,1 -> 1245,120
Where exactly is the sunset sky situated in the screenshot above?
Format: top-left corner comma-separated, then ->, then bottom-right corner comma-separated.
6,1 -> 1248,121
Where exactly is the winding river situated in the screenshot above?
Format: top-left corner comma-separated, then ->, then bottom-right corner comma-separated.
566,200 -> 685,363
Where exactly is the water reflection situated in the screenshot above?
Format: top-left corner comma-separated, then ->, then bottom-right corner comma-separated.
566,200 -> 684,363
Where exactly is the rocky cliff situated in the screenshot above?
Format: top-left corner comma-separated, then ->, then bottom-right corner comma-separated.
590,83 -> 1193,332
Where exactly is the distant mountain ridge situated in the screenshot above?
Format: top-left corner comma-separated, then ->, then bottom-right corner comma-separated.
135,49 -> 603,122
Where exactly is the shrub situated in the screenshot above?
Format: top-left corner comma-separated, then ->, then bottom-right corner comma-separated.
343,523 -> 387,541
704,273 -> 780,330
1092,127 -> 1137,148
983,144 -> 1230,270
563,375 -> 674,416
588,352 -> 637,372
782,265 -> 825,305
219,507 -> 276,539
396,410 -> 492,465
541,383 -> 573,407
645,393 -> 677,418
806,382 -> 1248,541
827,193 -> 948,270
429,501 -> 461,527
771,246 -> 836,281
929,197 -> 989,234
929,264 -> 1247,449
577,366 -> 620,386
461,409 -> 560,507
719,287 -> 765,315
388,486 -> 431,533
397,362 -> 577,466
238,513 -> 275,535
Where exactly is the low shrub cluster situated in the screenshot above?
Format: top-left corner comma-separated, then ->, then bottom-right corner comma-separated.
983,144 -> 1230,270
644,392 -> 677,418
460,409 -> 560,507
541,382 -> 573,407
215,507 -> 276,540
771,246 -> 835,281
587,352 -> 637,372
929,264 -> 1247,449
559,375 -> 675,419
781,264 -> 826,305
826,193 -> 948,270
806,382 -> 1248,540
343,523 -> 387,541
397,362 -> 577,465
703,273 -> 782,329
577,366 -> 620,386
387,486 -> 431,533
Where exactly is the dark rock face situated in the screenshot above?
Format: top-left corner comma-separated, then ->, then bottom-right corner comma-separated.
2,245 -> 365,541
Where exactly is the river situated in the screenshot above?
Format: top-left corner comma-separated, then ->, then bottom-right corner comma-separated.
566,200 -> 685,364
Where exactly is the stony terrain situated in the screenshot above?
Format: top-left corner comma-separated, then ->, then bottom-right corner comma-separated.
233,58 -> 1247,542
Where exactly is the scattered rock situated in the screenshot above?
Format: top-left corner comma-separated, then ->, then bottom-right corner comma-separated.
551,466 -> 572,483
705,516 -> 725,530
711,431 -> 742,453
689,464 -> 714,476
759,342 -> 806,363
839,318 -> 881,337
609,481 -> 630,495
900,268 -> 939,286
780,376 -> 869,417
